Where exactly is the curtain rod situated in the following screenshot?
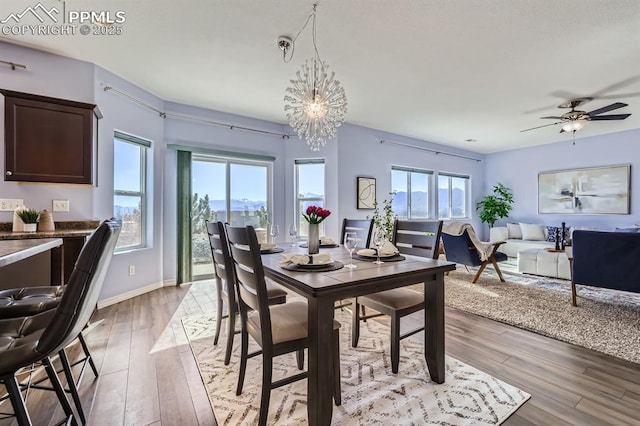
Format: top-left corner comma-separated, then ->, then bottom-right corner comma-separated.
380,139 -> 482,162
0,60 -> 27,70
102,85 -> 292,139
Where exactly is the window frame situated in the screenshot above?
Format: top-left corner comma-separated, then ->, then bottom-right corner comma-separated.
113,131 -> 150,252
437,172 -> 471,219
391,165 -> 434,220
295,159 -> 326,236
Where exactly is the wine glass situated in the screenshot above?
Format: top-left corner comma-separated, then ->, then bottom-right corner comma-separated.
270,224 -> 280,245
288,224 -> 298,246
343,232 -> 358,269
373,230 -> 386,265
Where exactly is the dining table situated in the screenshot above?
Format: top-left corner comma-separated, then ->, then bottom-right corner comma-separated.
261,244 -> 456,426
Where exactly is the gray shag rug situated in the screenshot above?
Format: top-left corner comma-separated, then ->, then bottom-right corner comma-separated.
439,267 -> 640,364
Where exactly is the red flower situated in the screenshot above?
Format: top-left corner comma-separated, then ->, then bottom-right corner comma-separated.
302,205 -> 331,224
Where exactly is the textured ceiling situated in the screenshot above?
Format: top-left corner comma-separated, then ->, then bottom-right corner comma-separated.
1,0 -> 639,153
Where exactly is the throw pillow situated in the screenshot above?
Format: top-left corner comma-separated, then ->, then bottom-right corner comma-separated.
519,223 -> 546,241
545,225 -> 571,242
506,223 -> 522,239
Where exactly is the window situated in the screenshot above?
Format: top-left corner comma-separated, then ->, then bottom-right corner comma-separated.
438,173 -> 470,219
113,131 -> 150,251
295,159 -> 325,236
191,155 -> 272,278
391,166 -> 433,219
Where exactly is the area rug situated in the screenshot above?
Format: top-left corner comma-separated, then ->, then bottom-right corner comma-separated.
441,268 -> 640,364
182,309 -> 529,425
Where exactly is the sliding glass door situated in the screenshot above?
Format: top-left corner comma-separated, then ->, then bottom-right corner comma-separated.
191,155 -> 271,279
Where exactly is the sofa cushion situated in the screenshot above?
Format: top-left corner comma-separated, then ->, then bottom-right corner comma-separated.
507,223 -> 522,239
519,223 -> 546,241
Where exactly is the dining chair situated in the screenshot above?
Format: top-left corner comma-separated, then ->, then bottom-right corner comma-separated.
441,222 -> 507,283
340,218 -> 374,247
225,224 -> 342,426
205,221 -> 287,366
0,218 -> 121,426
351,219 -> 443,374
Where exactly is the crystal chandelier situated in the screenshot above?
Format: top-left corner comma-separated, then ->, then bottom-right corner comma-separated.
283,4 -> 347,151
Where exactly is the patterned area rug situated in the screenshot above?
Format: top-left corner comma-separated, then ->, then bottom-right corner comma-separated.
182,309 -> 529,425
440,267 -> 640,364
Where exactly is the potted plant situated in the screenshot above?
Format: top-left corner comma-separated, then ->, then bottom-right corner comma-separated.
476,183 -> 514,229
302,205 -> 331,254
16,208 -> 40,232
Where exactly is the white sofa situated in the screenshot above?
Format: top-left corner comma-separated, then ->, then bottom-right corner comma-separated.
490,225 -> 554,258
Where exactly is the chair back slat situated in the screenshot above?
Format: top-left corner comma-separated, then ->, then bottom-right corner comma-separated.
206,221 -> 236,300
393,220 -> 443,259
37,218 -> 121,355
340,218 -> 374,247
225,225 -> 272,342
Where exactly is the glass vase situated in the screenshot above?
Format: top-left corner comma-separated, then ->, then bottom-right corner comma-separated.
308,223 -> 320,255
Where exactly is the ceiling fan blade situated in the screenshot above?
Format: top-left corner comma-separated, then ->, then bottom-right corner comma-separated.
589,114 -> 631,121
540,116 -> 564,120
587,102 -> 628,116
521,122 -> 561,132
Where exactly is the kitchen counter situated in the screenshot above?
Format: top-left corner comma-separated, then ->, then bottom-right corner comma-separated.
0,220 -> 99,240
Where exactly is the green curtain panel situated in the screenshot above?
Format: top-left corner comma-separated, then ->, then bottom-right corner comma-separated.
176,150 -> 192,285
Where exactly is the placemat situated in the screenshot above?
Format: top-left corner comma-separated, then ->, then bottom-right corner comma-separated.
281,260 -> 344,272
261,247 -> 284,254
353,253 -> 406,262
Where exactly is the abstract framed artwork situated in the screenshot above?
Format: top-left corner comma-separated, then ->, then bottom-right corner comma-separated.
357,176 -> 376,209
538,164 -> 630,214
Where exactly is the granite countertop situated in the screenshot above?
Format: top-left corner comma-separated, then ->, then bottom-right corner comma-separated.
0,221 -> 99,240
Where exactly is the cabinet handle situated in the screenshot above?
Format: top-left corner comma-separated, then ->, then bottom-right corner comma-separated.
5,171 -> 12,176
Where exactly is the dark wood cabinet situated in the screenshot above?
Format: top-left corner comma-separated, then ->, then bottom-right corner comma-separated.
1,89 -> 101,184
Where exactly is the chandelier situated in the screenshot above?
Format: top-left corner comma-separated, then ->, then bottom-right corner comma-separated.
282,4 -> 347,151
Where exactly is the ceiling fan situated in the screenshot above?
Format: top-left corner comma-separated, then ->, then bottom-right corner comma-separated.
521,98 -> 631,133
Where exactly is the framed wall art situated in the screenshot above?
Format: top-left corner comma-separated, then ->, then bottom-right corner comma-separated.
538,164 -> 630,214
357,176 -> 376,209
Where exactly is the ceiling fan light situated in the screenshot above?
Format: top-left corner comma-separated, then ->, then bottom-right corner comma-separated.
562,120 -> 586,132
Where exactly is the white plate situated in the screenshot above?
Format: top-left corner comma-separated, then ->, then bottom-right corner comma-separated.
357,249 -> 398,258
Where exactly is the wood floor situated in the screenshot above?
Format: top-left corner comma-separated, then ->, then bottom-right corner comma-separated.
1,280 -> 639,425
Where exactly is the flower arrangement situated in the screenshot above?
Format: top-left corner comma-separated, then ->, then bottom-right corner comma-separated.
15,208 -> 40,224
302,205 -> 331,224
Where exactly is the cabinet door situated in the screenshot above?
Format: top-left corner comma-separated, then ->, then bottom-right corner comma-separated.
2,90 -> 96,184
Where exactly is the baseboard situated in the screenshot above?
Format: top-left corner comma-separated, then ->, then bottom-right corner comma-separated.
97,279 -> 176,309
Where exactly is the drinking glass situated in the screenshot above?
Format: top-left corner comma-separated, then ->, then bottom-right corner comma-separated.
344,232 -> 358,269
288,224 -> 298,246
270,224 -> 280,244
373,230 -> 386,265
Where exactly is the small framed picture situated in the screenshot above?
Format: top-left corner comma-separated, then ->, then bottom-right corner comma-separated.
357,177 -> 376,209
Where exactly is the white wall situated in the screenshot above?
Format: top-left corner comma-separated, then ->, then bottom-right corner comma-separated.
484,128 -> 640,231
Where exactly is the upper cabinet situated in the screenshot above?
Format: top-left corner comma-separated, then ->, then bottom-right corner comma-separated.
1,89 -> 102,184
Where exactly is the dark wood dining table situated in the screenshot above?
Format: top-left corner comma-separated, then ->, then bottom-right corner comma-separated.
261,245 -> 456,426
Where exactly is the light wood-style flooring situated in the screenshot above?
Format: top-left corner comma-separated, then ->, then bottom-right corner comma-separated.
1,280 -> 639,425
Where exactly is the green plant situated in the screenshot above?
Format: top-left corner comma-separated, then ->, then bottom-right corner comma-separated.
372,192 -> 396,239
16,208 -> 40,224
476,183 -> 514,228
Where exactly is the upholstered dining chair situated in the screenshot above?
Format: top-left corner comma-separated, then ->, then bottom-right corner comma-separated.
340,218 -> 374,247
205,221 -> 287,366
0,218 -> 121,426
441,221 -> 507,283
352,220 -> 442,374
225,224 -> 342,426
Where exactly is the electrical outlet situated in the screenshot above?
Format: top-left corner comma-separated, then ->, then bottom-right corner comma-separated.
128,265 -> 135,276
52,199 -> 70,212
0,198 -> 24,211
